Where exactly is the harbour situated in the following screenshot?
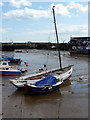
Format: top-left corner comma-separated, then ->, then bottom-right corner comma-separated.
0,49 -> 89,118
0,1 -> 89,119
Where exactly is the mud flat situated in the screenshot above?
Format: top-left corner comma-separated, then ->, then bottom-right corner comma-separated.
1,50 -> 89,119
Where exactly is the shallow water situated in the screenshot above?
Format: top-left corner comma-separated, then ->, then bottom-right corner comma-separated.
0,49 -> 89,118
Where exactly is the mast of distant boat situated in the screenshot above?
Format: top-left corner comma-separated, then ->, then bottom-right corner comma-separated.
52,6 -> 62,69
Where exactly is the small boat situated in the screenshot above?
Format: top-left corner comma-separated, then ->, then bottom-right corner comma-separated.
0,67 -> 21,75
15,49 -> 24,53
25,75 -> 63,94
10,65 -> 73,88
4,57 -> 22,64
0,61 -> 21,75
0,61 -> 9,68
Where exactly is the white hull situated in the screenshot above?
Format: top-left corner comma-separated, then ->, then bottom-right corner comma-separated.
10,65 -> 73,88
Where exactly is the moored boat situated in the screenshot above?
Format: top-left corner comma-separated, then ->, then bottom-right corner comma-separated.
25,75 -> 63,94
0,61 -> 22,75
4,57 -> 22,64
0,69 -> 21,75
10,65 -> 73,88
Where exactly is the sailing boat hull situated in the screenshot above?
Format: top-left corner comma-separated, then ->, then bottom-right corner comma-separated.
10,65 -> 73,88
25,73 -> 72,94
25,84 -> 61,94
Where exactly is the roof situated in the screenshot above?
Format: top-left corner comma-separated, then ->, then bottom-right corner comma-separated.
70,37 -> 90,41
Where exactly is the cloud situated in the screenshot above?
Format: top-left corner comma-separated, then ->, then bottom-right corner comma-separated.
0,28 -> 7,33
1,24 -> 87,43
9,0 -> 32,8
26,24 -> 87,43
67,1 -> 88,13
58,24 -> 88,34
58,24 -> 88,42
51,3 -> 71,17
28,29 -> 54,35
0,2 -> 4,6
27,24 -> 88,38
3,2 -> 88,20
0,27 -> 12,33
3,7 -> 50,19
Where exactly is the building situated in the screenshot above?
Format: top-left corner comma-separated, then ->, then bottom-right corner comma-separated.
70,37 -> 90,46
69,37 -> 90,55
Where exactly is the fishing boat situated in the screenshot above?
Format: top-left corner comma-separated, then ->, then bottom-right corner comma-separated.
0,68 -> 21,75
4,57 -> 22,64
0,61 -> 9,68
0,61 -> 25,75
10,6 -> 73,91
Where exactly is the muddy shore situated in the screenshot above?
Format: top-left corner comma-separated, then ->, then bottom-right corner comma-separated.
0,50 -> 89,119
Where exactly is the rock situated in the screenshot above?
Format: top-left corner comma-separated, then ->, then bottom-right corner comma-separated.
72,91 -> 74,94
0,113 -> 3,115
2,84 -> 5,86
79,76 -> 84,80
15,105 -> 18,107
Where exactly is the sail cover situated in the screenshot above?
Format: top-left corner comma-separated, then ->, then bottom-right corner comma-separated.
35,75 -> 57,87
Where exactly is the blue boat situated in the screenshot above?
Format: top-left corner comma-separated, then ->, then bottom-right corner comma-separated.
86,46 -> 90,54
4,57 -> 22,64
25,75 -> 63,94
0,61 -> 21,75
0,69 -> 21,75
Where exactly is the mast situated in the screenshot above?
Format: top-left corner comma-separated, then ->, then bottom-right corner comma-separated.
52,6 -> 62,69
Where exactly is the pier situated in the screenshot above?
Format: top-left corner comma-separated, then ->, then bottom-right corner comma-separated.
0,42 -> 72,51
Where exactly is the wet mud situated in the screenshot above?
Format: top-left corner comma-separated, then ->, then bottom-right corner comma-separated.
0,50 -> 89,119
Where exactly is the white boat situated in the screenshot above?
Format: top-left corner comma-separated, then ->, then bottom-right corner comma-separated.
0,61 -> 10,68
10,6 -> 73,89
10,65 -> 73,88
0,61 -> 21,75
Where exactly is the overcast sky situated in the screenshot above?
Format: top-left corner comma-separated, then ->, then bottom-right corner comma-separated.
0,0 -> 88,43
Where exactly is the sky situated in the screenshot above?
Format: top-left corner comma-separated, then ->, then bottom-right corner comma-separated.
0,0 -> 89,43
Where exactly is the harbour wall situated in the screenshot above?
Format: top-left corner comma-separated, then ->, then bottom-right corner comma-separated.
0,42 -> 72,51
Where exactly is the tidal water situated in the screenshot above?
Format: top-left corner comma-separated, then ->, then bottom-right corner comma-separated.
0,49 -> 89,118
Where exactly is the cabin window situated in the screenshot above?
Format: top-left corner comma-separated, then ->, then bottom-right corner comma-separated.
6,68 -> 9,70
2,63 -> 7,65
